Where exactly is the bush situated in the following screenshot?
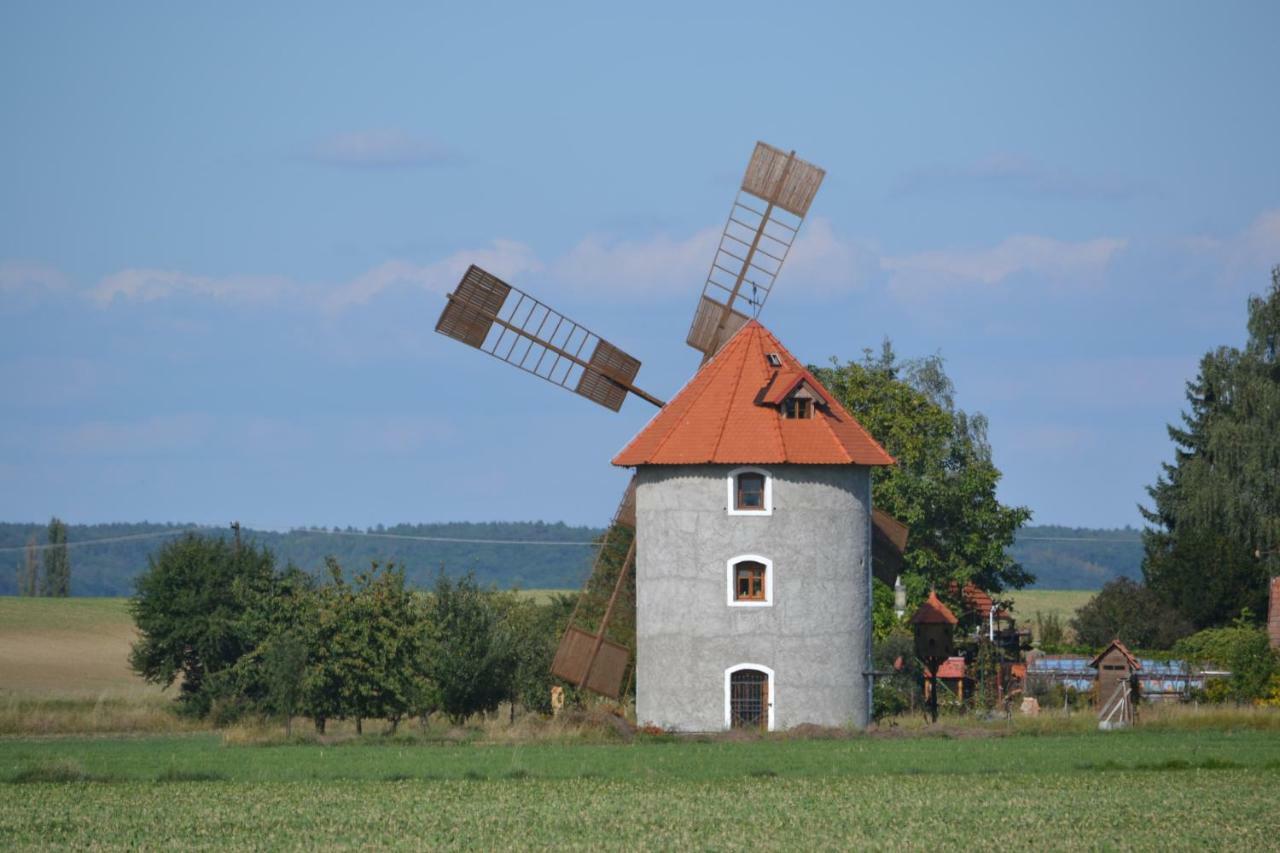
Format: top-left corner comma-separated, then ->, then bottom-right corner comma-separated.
1070,578 -> 1193,650
1175,619 -> 1278,702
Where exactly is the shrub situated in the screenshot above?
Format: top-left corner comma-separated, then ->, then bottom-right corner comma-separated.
1175,619 -> 1278,702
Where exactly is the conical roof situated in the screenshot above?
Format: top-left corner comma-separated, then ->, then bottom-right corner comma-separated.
612,321 -> 894,467
910,590 -> 958,625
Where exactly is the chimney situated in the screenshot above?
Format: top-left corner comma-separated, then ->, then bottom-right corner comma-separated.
1269,577 -> 1280,650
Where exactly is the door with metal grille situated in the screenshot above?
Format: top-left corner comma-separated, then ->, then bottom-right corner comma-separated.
729,669 -> 769,729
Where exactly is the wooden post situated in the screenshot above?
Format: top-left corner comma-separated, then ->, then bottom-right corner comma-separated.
579,538 -> 636,690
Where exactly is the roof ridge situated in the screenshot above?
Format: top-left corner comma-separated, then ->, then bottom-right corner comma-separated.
708,326 -> 755,459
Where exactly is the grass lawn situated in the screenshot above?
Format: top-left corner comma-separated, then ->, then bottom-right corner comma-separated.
0,730 -> 1276,848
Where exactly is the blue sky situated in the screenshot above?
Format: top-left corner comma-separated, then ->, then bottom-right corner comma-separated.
2,2 -> 1278,530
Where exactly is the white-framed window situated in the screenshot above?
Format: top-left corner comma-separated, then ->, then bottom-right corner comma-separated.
725,663 -> 775,731
726,554 -> 773,607
727,466 -> 772,516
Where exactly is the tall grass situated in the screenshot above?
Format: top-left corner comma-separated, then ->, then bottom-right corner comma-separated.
0,693 -> 199,736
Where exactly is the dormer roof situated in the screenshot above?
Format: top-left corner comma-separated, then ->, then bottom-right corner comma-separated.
612,321 -> 894,467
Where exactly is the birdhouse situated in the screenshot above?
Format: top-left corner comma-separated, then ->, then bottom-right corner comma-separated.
911,590 -> 958,665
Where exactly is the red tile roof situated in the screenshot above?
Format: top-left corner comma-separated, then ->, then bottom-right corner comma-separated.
950,581 -> 1012,620
612,321 -> 894,467
910,590 -> 958,625
1088,639 -> 1141,671
937,656 -> 967,680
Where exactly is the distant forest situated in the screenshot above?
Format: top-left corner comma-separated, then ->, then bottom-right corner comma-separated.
0,521 -> 1142,597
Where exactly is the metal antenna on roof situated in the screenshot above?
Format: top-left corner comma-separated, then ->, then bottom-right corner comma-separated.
433,141 -> 826,700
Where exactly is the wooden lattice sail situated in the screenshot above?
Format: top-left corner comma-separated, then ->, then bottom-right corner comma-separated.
550,478 -> 637,699
433,142 -> 827,698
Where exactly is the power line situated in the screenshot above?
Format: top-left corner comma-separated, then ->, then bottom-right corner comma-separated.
0,527 -> 207,554
261,527 -> 602,548
1016,536 -> 1143,543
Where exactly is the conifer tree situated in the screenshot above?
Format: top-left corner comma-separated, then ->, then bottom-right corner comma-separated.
1142,266 -> 1280,626
40,517 -> 70,597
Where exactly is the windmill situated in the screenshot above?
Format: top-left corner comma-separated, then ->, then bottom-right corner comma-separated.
433,141 -> 826,699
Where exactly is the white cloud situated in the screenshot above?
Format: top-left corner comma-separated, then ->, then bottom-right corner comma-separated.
321,240 -> 541,312
553,227 -> 719,298
551,216 -> 874,301
882,235 -> 1128,295
91,268 -> 297,306
0,262 -> 68,295
309,129 -> 456,169
1185,209 -> 1280,282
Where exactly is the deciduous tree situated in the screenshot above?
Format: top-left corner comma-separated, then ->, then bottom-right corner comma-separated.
128,534 -> 276,715
813,342 -> 1032,604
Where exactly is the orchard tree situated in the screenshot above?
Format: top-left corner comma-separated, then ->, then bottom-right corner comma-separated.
812,342 -> 1032,604
1142,266 -> 1280,627
423,572 -> 511,723
128,534 -> 276,715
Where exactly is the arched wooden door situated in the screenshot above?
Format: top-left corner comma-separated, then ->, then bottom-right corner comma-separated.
729,668 -> 769,729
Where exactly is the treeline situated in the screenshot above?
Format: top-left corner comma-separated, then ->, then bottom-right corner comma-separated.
131,533 -> 580,728
1009,525 -> 1142,589
2,519 -> 1148,597
2,521 -> 602,596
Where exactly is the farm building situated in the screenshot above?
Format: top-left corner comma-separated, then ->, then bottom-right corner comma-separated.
613,321 -> 894,731
1025,651 -> 1220,701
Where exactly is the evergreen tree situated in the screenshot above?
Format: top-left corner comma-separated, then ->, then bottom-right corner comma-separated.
40,517 -> 70,596
812,342 -> 1032,604
1142,266 -> 1280,627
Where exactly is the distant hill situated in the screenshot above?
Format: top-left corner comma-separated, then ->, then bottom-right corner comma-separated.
1011,525 -> 1143,590
0,521 -> 602,597
0,520 -> 1141,597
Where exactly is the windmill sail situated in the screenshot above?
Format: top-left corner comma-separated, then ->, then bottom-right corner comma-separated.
435,265 -> 664,411
551,477 -> 637,699
687,142 -> 826,360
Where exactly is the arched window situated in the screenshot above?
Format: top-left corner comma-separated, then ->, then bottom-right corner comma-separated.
727,467 -> 772,516
726,555 -> 773,607
725,663 -> 775,731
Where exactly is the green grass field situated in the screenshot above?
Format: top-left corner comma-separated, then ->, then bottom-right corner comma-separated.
6,593 -> 1280,848
0,731 -> 1276,848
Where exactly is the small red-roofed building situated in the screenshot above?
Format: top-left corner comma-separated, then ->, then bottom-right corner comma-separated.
614,321 -> 893,731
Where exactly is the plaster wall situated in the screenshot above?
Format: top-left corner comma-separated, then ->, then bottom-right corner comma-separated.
633,463 -> 872,731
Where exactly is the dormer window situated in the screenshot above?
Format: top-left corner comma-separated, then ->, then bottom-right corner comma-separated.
727,467 -> 773,516
765,352 -> 782,367
783,398 -> 813,419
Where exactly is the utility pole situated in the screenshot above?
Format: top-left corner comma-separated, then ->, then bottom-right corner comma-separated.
231,521 -> 242,555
